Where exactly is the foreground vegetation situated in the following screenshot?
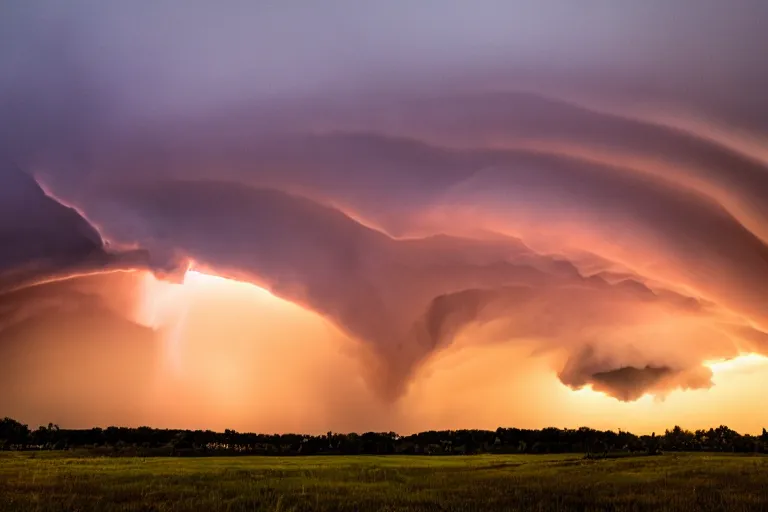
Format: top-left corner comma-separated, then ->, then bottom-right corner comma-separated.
1,451 -> 766,511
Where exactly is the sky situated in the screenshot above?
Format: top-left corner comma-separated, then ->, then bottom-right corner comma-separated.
1,0 -> 768,434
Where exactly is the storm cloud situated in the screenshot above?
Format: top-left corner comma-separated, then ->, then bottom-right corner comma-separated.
2,0 -> 768,415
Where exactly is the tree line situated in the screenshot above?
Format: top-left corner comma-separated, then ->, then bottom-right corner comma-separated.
1,418 -> 767,457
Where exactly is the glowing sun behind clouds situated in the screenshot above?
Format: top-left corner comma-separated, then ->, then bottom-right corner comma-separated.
132,268 -> 768,435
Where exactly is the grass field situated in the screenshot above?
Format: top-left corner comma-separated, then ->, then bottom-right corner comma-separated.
1,452 -> 766,511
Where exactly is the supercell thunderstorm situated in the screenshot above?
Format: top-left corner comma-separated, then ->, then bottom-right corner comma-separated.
2,2 -> 768,426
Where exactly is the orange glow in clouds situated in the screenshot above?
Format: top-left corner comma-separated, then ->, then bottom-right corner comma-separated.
127,268 -> 768,434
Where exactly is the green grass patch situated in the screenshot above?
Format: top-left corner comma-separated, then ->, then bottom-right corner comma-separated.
1,452 -> 766,511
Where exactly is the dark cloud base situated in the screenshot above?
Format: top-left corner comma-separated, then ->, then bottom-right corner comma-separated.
2,139 -> 766,403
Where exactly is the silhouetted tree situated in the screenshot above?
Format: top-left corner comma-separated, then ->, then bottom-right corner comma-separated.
0,417 -> 763,456
0,418 -> 30,450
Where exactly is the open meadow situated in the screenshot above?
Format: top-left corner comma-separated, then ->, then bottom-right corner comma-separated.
1,452 -> 767,511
